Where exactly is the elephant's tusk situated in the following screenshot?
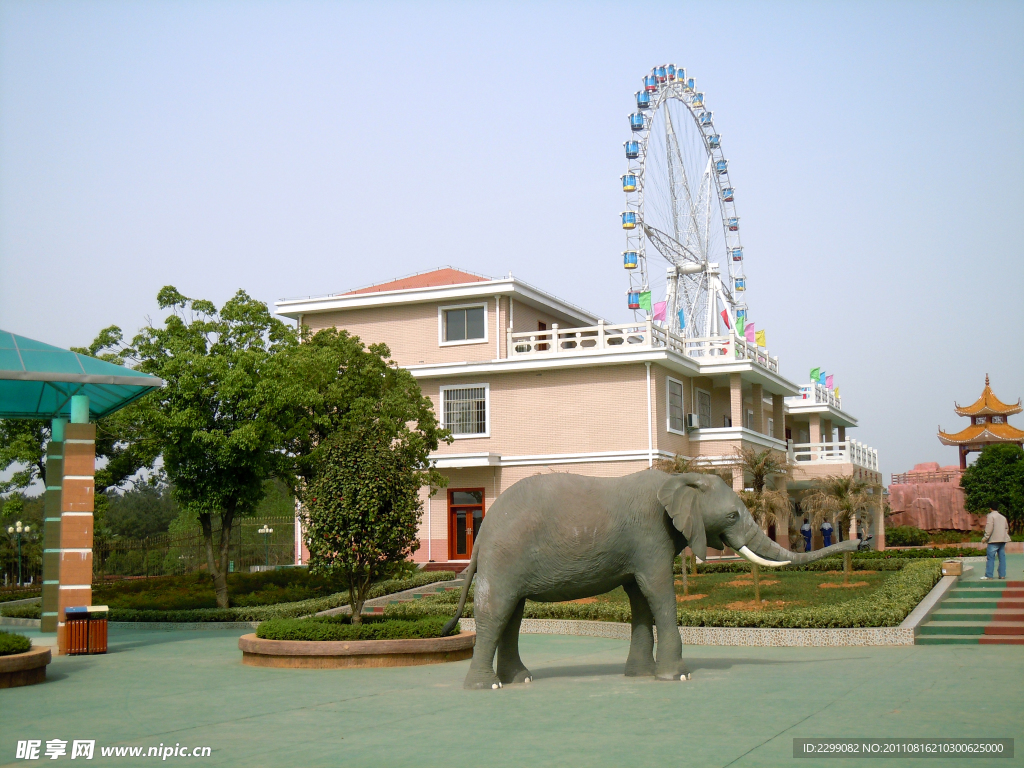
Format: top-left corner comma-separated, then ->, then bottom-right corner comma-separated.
739,546 -> 790,568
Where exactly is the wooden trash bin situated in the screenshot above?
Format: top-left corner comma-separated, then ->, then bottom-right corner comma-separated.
64,606 -> 109,655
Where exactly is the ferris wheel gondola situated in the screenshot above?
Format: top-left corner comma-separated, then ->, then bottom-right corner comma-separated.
620,65 -> 747,339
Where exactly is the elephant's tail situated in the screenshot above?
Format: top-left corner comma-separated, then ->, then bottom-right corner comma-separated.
441,550 -> 477,636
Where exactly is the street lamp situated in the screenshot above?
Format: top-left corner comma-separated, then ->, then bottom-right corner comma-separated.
258,525 -> 273,568
7,521 -> 31,588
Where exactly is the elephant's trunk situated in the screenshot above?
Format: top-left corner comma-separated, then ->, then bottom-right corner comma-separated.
731,518 -> 861,567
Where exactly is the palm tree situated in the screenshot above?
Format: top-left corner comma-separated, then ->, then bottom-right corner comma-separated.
801,475 -> 877,583
735,448 -> 790,603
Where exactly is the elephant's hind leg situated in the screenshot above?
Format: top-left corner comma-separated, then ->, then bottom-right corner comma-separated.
623,580 -> 655,677
463,581 -> 518,690
496,598 -> 532,684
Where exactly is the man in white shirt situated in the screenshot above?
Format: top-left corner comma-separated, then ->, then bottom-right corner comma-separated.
981,507 -> 1011,580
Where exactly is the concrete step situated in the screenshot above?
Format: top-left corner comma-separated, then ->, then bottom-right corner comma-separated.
983,622 -> 1024,636
916,635 -> 981,645
979,636 -> 1024,645
918,622 -> 987,635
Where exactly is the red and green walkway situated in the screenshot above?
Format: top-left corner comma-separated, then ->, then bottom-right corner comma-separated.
918,578 -> 1024,645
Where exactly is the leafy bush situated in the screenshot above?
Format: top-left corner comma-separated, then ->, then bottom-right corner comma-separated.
385,560 -> 942,629
673,558 -> 907,574
0,570 -> 457,623
885,526 -> 931,547
0,630 -> 32,656
855,547 -> 984,559
0,604 -> 41,619
0,589 -> 41,604
256,615 -> 456,641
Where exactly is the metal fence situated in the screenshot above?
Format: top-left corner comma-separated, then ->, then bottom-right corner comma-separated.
93,516 -> 296,581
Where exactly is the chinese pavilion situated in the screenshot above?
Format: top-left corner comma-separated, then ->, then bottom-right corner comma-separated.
938,375 -> 1024,469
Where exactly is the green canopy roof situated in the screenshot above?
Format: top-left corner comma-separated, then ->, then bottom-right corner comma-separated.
0,330 -> 163,420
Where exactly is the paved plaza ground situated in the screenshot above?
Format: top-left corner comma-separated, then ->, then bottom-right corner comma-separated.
1,631 -> 1021,767
2,555 -> 1022,768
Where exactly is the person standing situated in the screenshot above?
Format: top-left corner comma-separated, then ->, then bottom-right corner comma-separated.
820,519 -> 834,548
801,518 -> 813,552
981,506 -> 1011,580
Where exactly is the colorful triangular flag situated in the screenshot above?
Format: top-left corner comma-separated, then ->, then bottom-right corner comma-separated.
639,291 -> 652,312
810,367 -> 820,382
720,309 -> 731,329
735,313 -> 745,336
755,329 -> 766,347
825,374 -> 834,389
653,301 -> 666,321
744,322 -> 756,343
677,309 -> 685,329
819,370 -> 827,385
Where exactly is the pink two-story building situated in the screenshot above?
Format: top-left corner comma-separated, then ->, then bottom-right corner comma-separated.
278,267 -> 880,566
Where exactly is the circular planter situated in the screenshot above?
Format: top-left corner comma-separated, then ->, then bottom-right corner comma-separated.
238,631 -> 475,669
0,646 -> 51,688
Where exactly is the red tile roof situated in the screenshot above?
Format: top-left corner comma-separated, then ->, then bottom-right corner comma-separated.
343,268 -> 490,296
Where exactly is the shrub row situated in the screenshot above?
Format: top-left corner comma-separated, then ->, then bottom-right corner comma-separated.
0,570 -> 456,623
673,557 -> 908,574
384,560 -> 942,629
0,589 -> 41,604
256,615 -> 457,642
0,630 -> 32,656
854,547 -> 985,559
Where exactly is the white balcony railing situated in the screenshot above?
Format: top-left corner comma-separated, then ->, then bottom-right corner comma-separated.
507,320 -> 779,374
793,382 -> 842,410
787,438 -> 879,471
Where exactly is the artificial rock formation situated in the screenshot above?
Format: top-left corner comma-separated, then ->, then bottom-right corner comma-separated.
887,463 -> 984,531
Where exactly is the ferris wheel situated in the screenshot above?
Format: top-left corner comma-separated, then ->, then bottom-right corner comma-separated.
620,64 -> 746,339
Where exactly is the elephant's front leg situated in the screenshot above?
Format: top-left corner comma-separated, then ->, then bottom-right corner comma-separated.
622,580 -> 655,677
636,569 -> 691,681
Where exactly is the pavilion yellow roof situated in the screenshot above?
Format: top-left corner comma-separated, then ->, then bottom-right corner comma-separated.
954,375 -> 1022,417
938,421 -> 1024,446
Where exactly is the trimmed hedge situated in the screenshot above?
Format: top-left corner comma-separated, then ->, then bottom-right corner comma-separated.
384,560 -> 942,629
0,571 -> 456,623
0,589 -> 41,604
885,526 -> 931,547
0,630 -> 32,656
854,547 -> 985,559
256,615 -> 457,642
674,557 -> 908,574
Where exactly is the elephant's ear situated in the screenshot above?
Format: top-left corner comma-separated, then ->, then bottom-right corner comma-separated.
657,473 -> 708,561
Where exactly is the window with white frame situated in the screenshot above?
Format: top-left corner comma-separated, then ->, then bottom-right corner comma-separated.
667,378 -> 685,433
745,409 -> 754,430
696,389 -> 712,429
440,304 -> 487,344
441,385 -> 488,437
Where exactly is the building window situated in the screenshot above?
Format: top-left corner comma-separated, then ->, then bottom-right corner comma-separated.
441,385 -> 489,437
745,409 -> 754,429
439,303 -> 487,345
768,418 -> 775,438
992,415 -> 1004,424
723,415 -> 732,428
974,416 -> 985,425
667,378 -> 684,433
696,389 -> 711,429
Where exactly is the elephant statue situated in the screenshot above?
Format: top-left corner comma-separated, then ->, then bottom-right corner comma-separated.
442,469 -> 862,689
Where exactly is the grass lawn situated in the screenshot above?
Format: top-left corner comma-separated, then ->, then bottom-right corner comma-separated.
572,568 -> 890,613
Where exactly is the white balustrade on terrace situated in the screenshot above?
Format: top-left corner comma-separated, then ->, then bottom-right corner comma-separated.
787,438 -> 878,471
506,320 -> 779,374
792,382 -> 842,410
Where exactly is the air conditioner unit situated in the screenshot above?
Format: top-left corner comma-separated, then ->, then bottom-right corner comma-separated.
685,413 -> 700,430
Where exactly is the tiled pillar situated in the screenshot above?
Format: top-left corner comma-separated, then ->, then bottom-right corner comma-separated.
729,373 -> 743,429
40,419 -> 66,635
751,383 -> 764,434
809,413 -> 821,461
838,426 -> 846,442
823,418 -> 833,443
772,394 -> 785,442
56,416 -> 95,655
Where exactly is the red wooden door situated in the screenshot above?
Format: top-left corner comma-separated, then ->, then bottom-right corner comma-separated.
448,489 -> 485,560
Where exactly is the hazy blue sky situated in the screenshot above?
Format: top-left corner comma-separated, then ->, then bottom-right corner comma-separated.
1,1 -> 1021,479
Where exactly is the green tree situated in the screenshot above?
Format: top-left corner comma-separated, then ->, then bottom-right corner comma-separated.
127,287 -> 297,607
801,475 -> 877,582
296,330 -> 449,622
961,444 -> 1024,534
735,448 -> 790,602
